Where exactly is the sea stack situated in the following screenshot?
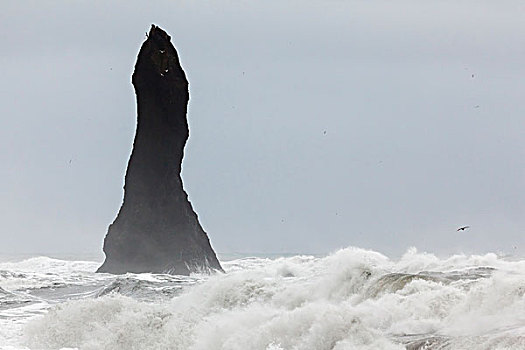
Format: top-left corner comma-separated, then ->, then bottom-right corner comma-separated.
97,25 -> 222,275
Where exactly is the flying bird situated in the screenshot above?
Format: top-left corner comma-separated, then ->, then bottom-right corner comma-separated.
457,226 -> 470,231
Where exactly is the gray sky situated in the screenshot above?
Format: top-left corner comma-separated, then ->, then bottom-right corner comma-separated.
1,1 -> 524,259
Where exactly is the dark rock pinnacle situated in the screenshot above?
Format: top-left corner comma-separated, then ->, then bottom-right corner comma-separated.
97,25 -> 223,275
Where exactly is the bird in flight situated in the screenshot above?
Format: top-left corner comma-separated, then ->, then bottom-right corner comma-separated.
457,226 -> 470,231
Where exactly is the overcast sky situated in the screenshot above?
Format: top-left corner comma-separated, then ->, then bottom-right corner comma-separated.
1,1 -> 524,259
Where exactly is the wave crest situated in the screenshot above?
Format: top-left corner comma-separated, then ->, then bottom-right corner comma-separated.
23,247 -> 525,349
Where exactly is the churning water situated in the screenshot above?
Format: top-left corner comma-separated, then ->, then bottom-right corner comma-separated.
1,247 -> 525,349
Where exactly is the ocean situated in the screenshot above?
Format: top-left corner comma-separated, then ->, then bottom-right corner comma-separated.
1,247 -> 525,350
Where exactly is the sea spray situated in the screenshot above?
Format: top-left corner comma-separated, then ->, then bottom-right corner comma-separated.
0,247 -> 524,349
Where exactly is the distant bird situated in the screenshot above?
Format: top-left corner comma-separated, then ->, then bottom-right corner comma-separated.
323,130 -> 327,135
457,225 -> 470,231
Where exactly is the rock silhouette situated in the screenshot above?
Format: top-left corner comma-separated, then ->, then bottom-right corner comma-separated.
98,25 -> 222,275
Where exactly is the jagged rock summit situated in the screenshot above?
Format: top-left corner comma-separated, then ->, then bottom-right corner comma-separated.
98,25 -> 222,275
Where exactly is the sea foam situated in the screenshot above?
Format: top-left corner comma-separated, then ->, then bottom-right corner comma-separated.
8,247 -> 523,349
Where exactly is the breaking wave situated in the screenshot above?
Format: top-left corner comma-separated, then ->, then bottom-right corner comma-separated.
4,247 -> 522,349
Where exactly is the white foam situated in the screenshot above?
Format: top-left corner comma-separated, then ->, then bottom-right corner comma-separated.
0,257 -> 101,292
0,257 -> 99,275
5,247 -> 525,349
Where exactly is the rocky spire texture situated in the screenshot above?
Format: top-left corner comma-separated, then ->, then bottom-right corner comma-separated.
98,25 -> 222,275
